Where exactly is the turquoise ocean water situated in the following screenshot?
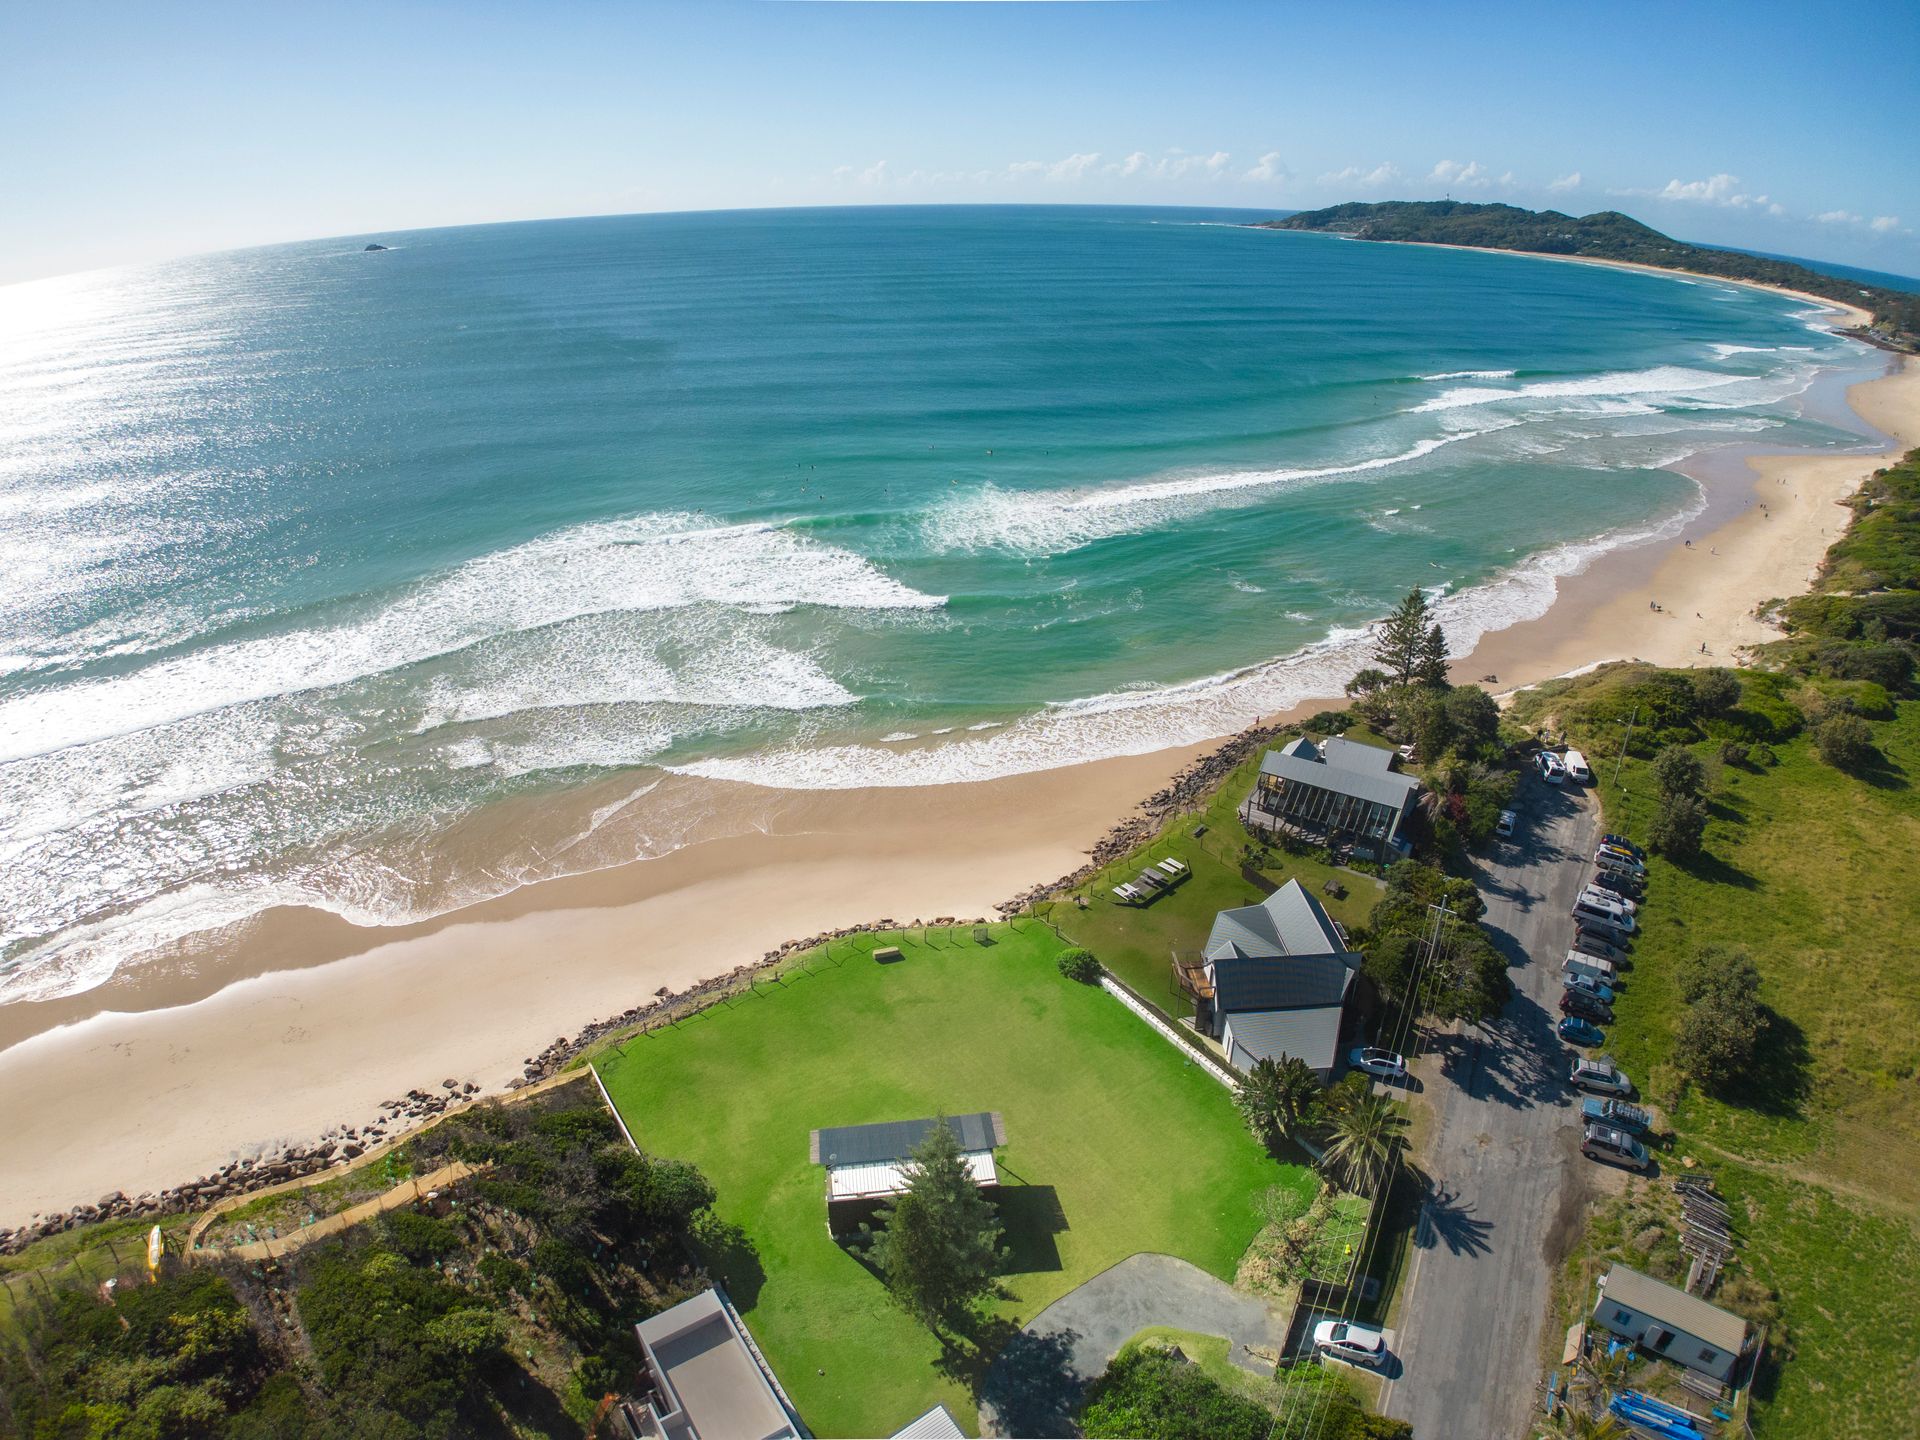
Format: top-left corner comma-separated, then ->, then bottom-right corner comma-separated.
0,206 -> 1879,999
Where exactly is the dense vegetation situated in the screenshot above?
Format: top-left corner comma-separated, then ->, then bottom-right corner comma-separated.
1265,201 -> 1920,350
0,1090 -> 718,1440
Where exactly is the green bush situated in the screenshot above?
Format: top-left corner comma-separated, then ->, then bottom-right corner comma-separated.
1056,947 -> 1102,983
1813,712 -> 1876,771
1080,1345 -> 1272,1440
1649,790 -> 1707,860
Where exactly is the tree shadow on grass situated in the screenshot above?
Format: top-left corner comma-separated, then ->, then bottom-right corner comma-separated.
1853,749 -> 1909,791
482,1358 -> 577,1440
1670,849 -> 1760,891
995,1184 -> 1067,1277
1705,1008 -> 1813,1120
690,1214 -> 765,1310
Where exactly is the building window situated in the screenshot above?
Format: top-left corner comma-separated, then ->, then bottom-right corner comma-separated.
1698,1348 -> 1718,1365
1612,1309 -> 1632,1326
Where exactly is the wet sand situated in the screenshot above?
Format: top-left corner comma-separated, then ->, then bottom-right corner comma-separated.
2,338 -> 1915,1226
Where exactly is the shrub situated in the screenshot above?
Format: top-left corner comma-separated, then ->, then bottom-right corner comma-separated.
1690,668 -> 1742,716
478,1253 -> 531,1297
1649,791 -> 1707,859
1651,744 -> 1706,799
1717,740 -> 1749,767
1750,742 -> 1778,767
1056,947 -> 1101,983
381,1210 -> 462,1264
1676,976 -> 1765,1093
1080,1345 -> 1273,1440
1813,712 -> 1875,771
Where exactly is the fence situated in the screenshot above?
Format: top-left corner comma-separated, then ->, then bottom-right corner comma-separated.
1098,974 -> 1240,1090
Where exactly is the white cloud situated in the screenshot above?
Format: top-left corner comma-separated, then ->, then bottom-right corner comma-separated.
1243,152 -> 1289,184
832,160 -> 892,188
1317,161 -> 1403,189
1046,152 -> 1102,182
1548,171 -> 1582,192
1872,215 -> 1903,233
1427,159 -> 1490,189
1815,209 -> 1862,225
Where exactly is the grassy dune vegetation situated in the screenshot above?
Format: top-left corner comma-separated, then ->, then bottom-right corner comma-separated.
595,924 -> 1311,1439
1513,670 -> 1920,1438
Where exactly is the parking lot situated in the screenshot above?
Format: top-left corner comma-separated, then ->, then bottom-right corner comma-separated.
1380,766 -> 1608,1436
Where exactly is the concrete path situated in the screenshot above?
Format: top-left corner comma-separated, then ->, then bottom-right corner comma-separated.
978,1253 -> 1288,1437
1380,770 -> 1604,1437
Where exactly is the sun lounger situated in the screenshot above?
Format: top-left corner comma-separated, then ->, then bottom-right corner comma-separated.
1156,857 -> 1189,877
1112,883 -> 1142,902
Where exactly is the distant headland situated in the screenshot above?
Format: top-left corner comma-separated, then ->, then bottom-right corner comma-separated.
1260,201 -> 1919,353
363,242 -> 388,252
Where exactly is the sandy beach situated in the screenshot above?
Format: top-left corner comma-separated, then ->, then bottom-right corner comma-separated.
3,324 -> 1916,1228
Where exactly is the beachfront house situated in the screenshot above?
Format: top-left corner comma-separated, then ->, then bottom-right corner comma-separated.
625,1287 -> 804,1440
809,1112 -> 1005,1235
1590,1264 -> 1752,1384
1175,879 -> 1364,1081
1242,735 -> 1421,862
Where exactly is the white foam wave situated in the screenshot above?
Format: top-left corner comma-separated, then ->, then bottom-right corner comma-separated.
1410,365 -> 1745,414
675,491 -> 1705,792
1420,368 -> 1517,380
0,514 -> 939,762
923,426 -> 1509,554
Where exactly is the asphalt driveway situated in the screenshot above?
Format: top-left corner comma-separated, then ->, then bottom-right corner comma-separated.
1380,769 -> 1603,1438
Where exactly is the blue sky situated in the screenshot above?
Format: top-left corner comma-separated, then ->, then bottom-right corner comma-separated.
3,0 -> 1917,284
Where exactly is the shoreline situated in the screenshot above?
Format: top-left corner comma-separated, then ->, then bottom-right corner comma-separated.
3,343 -> 1917,1229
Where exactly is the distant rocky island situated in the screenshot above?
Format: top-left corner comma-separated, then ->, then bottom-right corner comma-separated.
363,242 -> 388,252
1261,201 -> 1919,352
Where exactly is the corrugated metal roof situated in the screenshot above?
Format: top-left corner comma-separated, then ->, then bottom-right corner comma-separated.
1203,879 -> 1348,963
1224,1006 -> 1347,1073
810,1112 -> 1002,1169
1261,740 -> 1421,810
827,1151 -> 997,1201
1599,1264 -> 1749,1352
891,1403 -> 967,1439
1209,953 -> 1355,1013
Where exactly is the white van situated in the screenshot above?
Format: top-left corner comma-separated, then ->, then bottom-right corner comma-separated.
1564,952 -> 1617,984
1581,884 -> 1636,915
1564,749 -> 1592,783
1572,895 -> 1636,935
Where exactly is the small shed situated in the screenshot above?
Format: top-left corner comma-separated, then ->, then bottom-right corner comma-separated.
809,1112 -> 1005,1234
1591,1263 -> 1750,1383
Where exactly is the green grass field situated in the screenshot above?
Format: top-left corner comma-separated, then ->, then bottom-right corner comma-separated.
1534,685 -> 1920,1439
1048,748 -> 1380,1020
595,924 -> 1313,1439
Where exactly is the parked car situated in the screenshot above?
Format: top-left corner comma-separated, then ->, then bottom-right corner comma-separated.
1538,752 -> 1567,784
1564,952 -> 1618,985
1571,1057 -> 1632,1096
1561,990 -> 1614,1023
1580,884 -> 1637,915
1571,928 -> 1627,961
1495,809 -> 1517,839
1564,748 -> 1592,783
1582,1122 -> 1652,1172
1564,972 -> 1617,1004
1600,833 -> 1646,861
1558,1016 -> 1606,1047
1572,896 -> 1636,935
1587,870 -> 1641,901
1313,1320 -> 1388,1368
1596,844 -> 1646,870
1349,1046 -> 1408,1079
1581,1097 -> 1652,1133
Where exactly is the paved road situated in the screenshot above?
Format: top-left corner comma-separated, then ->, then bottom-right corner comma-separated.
978,1252 -> 1288,1436
1382,771 -> 1603,1439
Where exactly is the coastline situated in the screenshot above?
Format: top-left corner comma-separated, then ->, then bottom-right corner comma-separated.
3,347 -> 1917,1229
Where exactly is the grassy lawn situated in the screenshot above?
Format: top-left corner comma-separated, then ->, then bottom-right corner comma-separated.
1526,682 -> 1920,1439
1048,746 -> 1381,1021
594,924 -> 1313,1439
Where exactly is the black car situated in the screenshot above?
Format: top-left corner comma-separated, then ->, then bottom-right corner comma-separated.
1588,870 -> 1641,899
1560,989 -> 1614,1023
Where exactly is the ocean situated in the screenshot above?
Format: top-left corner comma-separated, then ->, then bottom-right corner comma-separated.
0,205 -> 1880,1002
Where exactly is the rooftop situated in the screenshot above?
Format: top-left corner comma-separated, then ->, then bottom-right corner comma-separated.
1203,878 -> 1351,965
810,1112 -> 1006,1202
1222,1004 -> 1348,1074
633,1289 -> 802,1440
1262,735 -> 1422,810
1598,1264 -> 1750,1353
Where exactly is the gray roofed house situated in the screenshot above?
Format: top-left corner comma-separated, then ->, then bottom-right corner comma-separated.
1178,879 -> 1365,1081
625,1287 -> 804,1440
1242,735 -> 1421,861
889,1404 -> 966,1439
1591,1263 -> 1752,1384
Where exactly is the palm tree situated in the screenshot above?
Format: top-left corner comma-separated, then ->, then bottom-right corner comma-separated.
1542,1406 -> 1626,1439
1234,1056 -> 1322,1148
1320,1091 -> 1409,1191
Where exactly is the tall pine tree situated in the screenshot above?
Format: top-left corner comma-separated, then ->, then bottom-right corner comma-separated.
1371,588 -> 1433,687
1416,620 -> 1451,687
870,1118 -> 1007,1329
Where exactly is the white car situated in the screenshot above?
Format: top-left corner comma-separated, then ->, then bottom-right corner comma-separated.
1564,748 -> 1592,783
1538,752 -> 1567,784
1581,885 -> 1636,915
1495,809 -> 1517,839
1313,1320 -> 1387,1368
1348,1046 -> 1407,1079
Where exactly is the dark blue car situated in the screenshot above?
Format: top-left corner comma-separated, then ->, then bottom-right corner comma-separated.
1558,1016 -> 1605,1047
